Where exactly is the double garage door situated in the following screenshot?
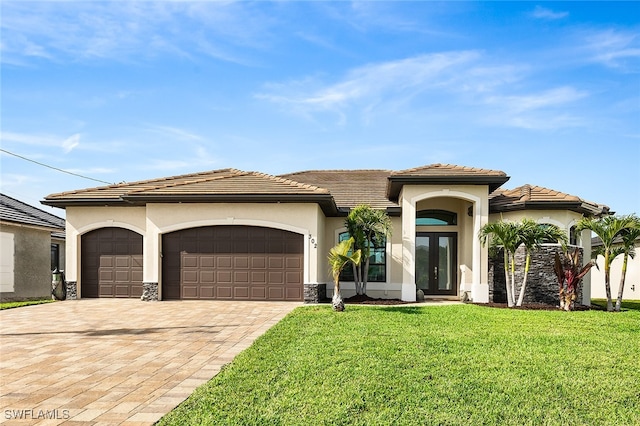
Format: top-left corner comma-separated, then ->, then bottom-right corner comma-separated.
162,226 -> 304,301
81,226 -> 303,301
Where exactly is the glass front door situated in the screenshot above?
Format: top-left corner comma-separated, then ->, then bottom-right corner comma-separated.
416,232 -> 457,296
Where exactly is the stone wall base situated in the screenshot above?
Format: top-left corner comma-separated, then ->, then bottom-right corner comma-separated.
65,281 -> 77,300
304,283 -> 327,304
141,282 -> 159,301
489,245 -> 584,305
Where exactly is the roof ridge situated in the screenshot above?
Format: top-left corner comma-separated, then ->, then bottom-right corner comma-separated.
281,169 -> 393,175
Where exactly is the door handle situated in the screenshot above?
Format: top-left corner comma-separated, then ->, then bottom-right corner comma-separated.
434,266 -> 438,281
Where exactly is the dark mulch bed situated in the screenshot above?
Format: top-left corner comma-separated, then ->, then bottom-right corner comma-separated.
342,294 -> 413,305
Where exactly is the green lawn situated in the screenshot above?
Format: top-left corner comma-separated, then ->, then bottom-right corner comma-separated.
159,304 -> 640,426
0,299 -> 55,310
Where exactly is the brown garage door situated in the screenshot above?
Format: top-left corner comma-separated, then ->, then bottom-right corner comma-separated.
81,228 -> 143,298
162,226 -> 303,301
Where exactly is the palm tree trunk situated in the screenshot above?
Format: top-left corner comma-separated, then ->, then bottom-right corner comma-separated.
352,263 -> 361,295
604,252 -> 613,312
332,279 -> 344,311
510,253 -> 516,307
503,250 -> 514,307
516,252 -> 531,307
362,257 -> 370,295
615,254 -> 629,312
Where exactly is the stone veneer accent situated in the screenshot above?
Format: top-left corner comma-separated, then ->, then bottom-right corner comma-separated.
304,283 -> 327,304
141,282 -> 159,302
65,281 -> 77,300
489,245 -> 584,306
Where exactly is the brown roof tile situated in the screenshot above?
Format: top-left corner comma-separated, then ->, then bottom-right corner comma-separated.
489,184 -> 608,216
392,163 -> 507,177
279,169 -> 397,210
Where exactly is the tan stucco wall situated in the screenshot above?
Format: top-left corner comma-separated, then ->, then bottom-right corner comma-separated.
322,216 -> 404,299
591,241 -> 640,301
399,184 -> 490,301
0,224 -> 52,301
65,203 -> 323,299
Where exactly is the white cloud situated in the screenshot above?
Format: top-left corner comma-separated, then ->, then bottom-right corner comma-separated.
485,87 -> 588,113
62,133 -> 80,153
145,125 -> 204,142
256,51 -> 482,121
584,29 -> 640,70
531,6 -> 569,20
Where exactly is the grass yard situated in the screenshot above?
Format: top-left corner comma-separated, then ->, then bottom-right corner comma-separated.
159,304 -> 640,426
592,298 -> 640,311
0,299 -> 55,310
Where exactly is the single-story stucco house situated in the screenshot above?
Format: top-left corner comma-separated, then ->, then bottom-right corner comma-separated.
42,164 -> 608,304
1,193 -> 66,302
591,235 -> 640,301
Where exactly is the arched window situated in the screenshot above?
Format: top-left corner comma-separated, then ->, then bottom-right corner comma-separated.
338,231 -> 386,282
416,209 -> 457,226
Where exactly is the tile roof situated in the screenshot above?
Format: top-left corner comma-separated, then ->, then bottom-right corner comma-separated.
1,193 -> 65,231
392,163 -> 507,177
489,184 -> 608,216
42,165 -> 607,217
278,169 -> 397,210
387,163 -> 510,200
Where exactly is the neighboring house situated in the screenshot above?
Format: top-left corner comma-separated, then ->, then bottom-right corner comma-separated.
1,194 -> 66,302
42,164 -> 607,304
590,235 -> 640,301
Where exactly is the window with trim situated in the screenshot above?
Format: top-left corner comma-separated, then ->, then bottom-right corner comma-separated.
416,209 -> 457,226
338,231 -> 386,282
570,226 -> 579,245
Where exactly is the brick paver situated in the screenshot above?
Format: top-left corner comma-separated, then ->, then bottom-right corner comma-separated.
0,299 -> 300,425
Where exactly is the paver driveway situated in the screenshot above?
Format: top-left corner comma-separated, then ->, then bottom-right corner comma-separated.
0,299 -> 300,425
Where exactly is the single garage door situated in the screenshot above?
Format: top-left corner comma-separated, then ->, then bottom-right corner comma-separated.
162,226 -> 303,301
81,227 -> 143,298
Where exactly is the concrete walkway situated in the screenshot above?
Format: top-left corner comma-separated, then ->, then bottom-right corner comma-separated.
0,299 -> 300,425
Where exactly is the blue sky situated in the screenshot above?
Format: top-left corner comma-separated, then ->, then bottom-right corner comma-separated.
1,1 -> 639,217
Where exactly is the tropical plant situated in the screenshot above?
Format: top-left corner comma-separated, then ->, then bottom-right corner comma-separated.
479,220 -> 521,307
577,215 -> 638,311
480,218 -> 566,307
344,205 -> 392,296
553,248 -> 596,311
613,216 -> 640,311
328,237 -> 361,311
516,219 -> 567,307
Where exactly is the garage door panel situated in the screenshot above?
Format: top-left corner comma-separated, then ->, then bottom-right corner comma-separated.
162,226 -> 303,301
217,271 -> 232,283
234,286 -> 249,299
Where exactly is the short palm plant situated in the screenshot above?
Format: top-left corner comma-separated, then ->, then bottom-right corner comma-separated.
328,237 -> 361,312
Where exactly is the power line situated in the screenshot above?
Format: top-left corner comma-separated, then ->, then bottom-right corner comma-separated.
0,148 -> 113,185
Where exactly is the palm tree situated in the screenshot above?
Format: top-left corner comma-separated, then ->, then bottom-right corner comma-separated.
516,219 -> 567,306
613,216 -> 640,312
479,220 -> 521,307
328,237 -> 361,312
576,215 -> 637,311
345,205 -> 392,295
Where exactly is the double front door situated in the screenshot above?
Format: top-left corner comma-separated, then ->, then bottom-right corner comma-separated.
416,232 -> 457,296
